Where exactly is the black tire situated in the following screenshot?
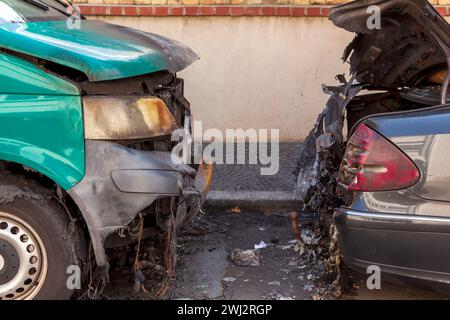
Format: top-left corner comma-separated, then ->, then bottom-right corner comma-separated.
0,175 -> 86,300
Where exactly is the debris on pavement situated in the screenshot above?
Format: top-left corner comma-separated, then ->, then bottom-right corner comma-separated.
230,249 -> 260,267
289,212 -> 302,241
100,209 -> 444,300
270,237 -> 280,244
268,291 -> 294,300
230,207 -> 241,214
300,229 -> 322,246
254,241 -> 268,250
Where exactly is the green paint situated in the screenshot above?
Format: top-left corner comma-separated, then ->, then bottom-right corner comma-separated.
0,20 -> 196,82
0,53 -> 79,95
0,53 -> 84,190
0,18 -> 197,189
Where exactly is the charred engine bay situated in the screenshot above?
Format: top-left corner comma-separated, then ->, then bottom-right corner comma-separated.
293,78 -> 447,294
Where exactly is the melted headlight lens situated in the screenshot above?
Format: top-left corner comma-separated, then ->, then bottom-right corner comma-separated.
83,96 -> 178,140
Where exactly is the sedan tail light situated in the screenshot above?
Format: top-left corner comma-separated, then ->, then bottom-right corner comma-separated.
338,124 -> 420,192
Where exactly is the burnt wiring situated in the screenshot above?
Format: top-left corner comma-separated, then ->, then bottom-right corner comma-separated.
155,204 -> 176,299
133,214 -> 150,294
79,242 -> 107,300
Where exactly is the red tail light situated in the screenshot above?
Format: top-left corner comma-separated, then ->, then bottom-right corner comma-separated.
339,124 -> 420,192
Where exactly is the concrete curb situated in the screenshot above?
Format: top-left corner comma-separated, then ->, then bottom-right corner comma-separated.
205,191 -> 301,211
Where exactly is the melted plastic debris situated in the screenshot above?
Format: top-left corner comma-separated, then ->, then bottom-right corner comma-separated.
230,249 -> 260,267
293,75 -> 363,296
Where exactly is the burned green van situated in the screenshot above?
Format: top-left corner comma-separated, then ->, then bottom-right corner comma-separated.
0,0 -> 211,299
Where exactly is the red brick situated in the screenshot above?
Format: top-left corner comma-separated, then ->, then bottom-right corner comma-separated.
78,5 -> 87,15
123,6 -> 138,16
89,6 -> 105,15
245,6 -> 261,16
276,6 -> 290,16
79,4 -> 450,18
215,6 -> 230,16
154,7 -> 169,16
261,6 -> 275,16
139,7 -> 153,16
79,6 -> 93,15
185,6 -> 199,15
306,7 -> 320,16
291,7 -> 305,16
199,6 -> 215,16
436,6 -> 447,16
109,6 -> 123,16
320,6 -> 330,17
230,6 -> 245,16
170,7 -> 184,16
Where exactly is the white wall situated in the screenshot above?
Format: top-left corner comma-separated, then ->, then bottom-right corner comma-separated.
94,16 -> 353,141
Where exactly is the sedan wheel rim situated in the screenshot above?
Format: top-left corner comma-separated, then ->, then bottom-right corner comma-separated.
0,212 -> 48,300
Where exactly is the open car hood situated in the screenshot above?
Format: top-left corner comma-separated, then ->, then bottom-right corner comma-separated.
0,20 -> 198,82
330,0 -> 450,88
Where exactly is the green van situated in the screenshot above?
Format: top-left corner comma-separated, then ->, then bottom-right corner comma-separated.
0,0 -> 211,300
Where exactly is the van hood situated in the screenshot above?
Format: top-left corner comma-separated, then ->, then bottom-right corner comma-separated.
0,20 -> 199,82
330,0 -> 450,88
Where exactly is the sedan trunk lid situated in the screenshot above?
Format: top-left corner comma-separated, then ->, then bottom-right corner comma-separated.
330,0 -> 450,88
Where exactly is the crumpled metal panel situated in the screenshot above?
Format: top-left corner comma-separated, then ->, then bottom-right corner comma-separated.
68,141 -> 201,266
294,76 -> 361,214
0,20 -> 198,82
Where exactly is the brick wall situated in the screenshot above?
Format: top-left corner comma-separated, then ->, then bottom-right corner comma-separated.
72,0 -> 450,4
72,0 -> 450,17
72,0 -> 346,4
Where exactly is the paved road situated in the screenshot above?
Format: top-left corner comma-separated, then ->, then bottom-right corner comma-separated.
171,210 -> 450,300
102,209 -> 450,300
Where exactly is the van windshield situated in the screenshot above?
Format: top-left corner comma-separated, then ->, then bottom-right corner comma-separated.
0,0 -> 73,24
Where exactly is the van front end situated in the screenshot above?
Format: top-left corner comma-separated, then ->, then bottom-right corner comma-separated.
69,87 -> 213,268
0,0 -> 209,299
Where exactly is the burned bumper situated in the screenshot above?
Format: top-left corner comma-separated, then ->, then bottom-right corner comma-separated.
68,141 -> 212,266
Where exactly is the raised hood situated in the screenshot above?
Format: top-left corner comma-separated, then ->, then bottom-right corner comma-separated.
330,0 -> 450,88
0,20 -> 199,82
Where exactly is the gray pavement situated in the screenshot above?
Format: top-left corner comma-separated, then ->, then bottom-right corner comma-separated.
101,210 -> 450,300
210,142 -> 303,192
172,210 -> 450,300
206,142 -> 303,211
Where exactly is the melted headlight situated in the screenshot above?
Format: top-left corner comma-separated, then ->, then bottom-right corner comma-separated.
83,96 -> 178,140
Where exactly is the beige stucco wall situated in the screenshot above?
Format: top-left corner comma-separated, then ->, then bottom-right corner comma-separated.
93,16 -> 353,141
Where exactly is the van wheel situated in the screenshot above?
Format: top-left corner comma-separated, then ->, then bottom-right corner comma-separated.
0,175 -> 85,300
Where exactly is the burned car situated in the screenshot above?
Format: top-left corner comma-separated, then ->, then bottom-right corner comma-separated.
0,0 -> 211,300
296,0 -> 450,290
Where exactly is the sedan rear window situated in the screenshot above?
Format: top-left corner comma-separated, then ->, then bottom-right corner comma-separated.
0,0 -> 71,24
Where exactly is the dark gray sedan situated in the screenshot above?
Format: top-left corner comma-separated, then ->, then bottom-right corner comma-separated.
296,0 -> 450,290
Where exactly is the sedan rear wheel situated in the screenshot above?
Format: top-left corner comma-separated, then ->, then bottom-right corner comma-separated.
0,212 -> 48,300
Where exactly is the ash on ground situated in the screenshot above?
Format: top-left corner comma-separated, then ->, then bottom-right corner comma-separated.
100,210 -> 338,300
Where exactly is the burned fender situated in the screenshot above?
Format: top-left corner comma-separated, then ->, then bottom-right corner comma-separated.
67,141 -> 205,266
